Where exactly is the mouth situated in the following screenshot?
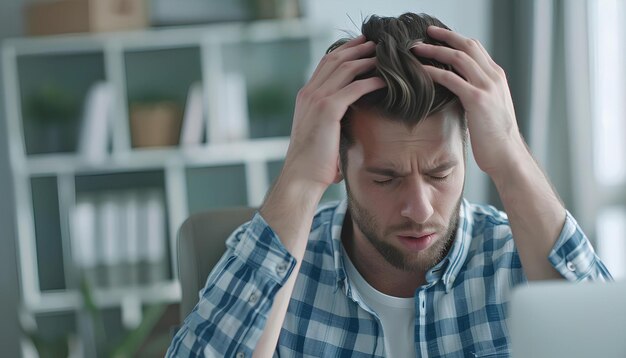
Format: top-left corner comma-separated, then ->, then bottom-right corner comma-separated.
396,232 -> 435,252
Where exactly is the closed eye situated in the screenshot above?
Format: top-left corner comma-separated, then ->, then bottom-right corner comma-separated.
429,174 -> 450,182
373,178 -> 395,186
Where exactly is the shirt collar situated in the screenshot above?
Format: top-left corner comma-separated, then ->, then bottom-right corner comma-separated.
437,198 -> 474,293
327,198 -> 474,295
329,199 -> 349,292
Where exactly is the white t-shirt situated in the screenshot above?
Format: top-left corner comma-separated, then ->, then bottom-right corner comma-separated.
342,247 -> 417,358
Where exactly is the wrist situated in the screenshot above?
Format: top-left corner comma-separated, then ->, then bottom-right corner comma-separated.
489,141 -> 563,214
276,157 -> 332,199
261,169 -> 326,222
278,163 -> 328,198
259,170 -> 326,258
484,138 -> 531,183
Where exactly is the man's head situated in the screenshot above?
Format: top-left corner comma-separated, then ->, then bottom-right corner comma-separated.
329,13 -> 467,273
328,13 -> 467,159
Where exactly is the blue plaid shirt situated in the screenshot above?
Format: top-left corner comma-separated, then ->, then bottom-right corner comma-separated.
167,199 -> 612,357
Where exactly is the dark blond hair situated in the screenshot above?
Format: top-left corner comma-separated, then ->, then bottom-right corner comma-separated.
331,13 -> 466,155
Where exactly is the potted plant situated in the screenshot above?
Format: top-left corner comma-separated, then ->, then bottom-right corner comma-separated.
128,94 -> 183,148
22,278 -> 169,357
23,83 -> 80,154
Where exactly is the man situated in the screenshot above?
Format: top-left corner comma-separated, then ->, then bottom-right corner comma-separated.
168,13 -> 611,357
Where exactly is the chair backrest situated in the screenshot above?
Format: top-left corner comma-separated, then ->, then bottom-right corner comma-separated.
177,206 -> 257,323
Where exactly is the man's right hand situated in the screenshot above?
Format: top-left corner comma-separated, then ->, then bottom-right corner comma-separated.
253,35 -> 384,358
279,35 -> 385,195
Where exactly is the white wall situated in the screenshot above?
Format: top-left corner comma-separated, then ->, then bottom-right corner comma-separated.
304,0 -> 492,49
303,0 -> 493,204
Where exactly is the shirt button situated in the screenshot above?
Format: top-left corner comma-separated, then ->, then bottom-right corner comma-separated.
236,352 -> 245,358
566,261 -> 576,271
276,262 -> 288,275
248,292 -> 259,304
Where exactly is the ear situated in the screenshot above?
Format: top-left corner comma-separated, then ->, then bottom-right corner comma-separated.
333,157 -> 344,184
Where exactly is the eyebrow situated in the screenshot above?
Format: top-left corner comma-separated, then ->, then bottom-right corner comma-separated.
365,159 -> 459,177
429,160 -> 459,173
365,167 -> 406,177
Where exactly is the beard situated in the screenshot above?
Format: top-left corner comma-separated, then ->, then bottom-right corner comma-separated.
346,185 -> 461,273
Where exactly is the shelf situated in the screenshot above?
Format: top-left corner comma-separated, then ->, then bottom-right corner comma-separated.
3,19 -> 327,55
25,137 -> 290,175
25,281 -> 181,314
3,16 -> 326,326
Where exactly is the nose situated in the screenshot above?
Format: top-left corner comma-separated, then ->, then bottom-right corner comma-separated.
400,176 -> 434,224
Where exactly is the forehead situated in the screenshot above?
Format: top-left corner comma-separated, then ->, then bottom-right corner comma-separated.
348,108 -> 464,164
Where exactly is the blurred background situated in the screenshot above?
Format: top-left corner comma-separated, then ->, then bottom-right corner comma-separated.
0,0 -> 624,356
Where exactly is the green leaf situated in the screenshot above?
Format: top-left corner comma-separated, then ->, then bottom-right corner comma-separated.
109,304 -> 167,358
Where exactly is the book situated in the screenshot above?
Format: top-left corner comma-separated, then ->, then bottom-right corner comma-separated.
70,194 -> 98,285
123,190 -> 141,286
143,189 -> 168,283
179,81 -> 205,146
211,72 -> 249,143
77,82 -> 115,163
98,192 -> 124,287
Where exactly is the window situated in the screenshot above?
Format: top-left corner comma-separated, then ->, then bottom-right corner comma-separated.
589,0 -> 626,279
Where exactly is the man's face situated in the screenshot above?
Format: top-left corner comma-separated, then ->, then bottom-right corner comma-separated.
343,107 -> 466,273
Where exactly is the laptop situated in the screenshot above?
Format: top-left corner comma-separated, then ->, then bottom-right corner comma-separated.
509,280 -> 626,358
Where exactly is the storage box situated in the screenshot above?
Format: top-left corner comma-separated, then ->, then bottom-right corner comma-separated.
130,102 -> 182,148
25,0 -> 148,36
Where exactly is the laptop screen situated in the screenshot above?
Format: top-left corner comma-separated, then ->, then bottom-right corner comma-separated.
509,280 -> 626,358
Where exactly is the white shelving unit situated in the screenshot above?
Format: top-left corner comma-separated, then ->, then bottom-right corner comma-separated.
2,18 -> 333,329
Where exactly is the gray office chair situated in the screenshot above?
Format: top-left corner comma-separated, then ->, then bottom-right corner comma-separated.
177,206 -> 257,323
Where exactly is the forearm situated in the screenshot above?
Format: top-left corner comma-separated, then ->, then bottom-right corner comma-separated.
253,171 -> 325,357
412,26 -> 601,281
168,177 -> 323,358
167,215 -> 300,357
252,34 -> 379,355
490,141 -> 564,280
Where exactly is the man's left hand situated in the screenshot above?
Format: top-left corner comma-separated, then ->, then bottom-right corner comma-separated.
411,26 -> 526,177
